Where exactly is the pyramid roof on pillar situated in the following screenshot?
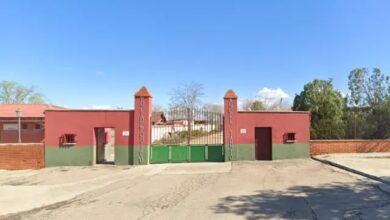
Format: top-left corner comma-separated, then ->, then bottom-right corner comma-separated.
224,89 -> 237,99
135,86 -> 152,97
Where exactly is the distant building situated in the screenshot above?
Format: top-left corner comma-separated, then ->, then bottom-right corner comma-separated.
151,112 -> 166,125
0,104 -> 66,143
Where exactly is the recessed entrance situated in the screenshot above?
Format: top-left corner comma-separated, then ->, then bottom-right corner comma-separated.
95,128 -> 115,164
255,127 -> 272,160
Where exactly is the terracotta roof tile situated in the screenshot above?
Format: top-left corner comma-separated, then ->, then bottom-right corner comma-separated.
224,89 -> 238,99
0,104 -> 66,118
134,86 -> 152,97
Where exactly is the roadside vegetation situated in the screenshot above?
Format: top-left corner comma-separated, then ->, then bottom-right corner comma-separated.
0,81 -> 44,104
293,68 -> 390,140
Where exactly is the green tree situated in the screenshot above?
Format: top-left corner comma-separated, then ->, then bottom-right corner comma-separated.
0,81 -> 44,104
346,67 -> 390,138
343,107 -> 369,139
293,79 -> 345,139
241,99 -> 265,111
251,100 -> 265,111
365,100 -> 390,138
348,68 -> 390,107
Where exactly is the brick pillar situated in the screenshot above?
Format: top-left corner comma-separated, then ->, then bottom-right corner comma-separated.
224,89 -> 238,161
133,86 -> 152,165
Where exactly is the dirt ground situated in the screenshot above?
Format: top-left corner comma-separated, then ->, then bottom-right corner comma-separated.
1,159 -> 390,220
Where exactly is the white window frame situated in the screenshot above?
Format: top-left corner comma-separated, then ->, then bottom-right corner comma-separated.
3,124 -> 18,131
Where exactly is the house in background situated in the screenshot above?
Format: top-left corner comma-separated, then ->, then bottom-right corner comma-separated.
151,112 -> 166,125
0,104 -> 66,143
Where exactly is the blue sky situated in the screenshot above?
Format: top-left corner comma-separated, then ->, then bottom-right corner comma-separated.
1,1 -> 390,108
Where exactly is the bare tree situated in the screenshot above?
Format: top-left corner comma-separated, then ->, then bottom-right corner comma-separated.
153,104 -> 165,112
169,82 -> 204,145
203,103 -> 223,113
0,81 -> 44,104
169,81 -> 204,110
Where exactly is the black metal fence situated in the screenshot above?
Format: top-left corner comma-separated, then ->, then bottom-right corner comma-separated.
151,107 -> 224,145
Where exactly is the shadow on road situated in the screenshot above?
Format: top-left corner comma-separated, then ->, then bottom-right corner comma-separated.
211,182 -> 390,219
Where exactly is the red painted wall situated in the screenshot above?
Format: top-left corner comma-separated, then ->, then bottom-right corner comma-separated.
133,96 -> 152,147
236,112 -> 310,144
0,121 -> 44,143
45,110 -> 134,147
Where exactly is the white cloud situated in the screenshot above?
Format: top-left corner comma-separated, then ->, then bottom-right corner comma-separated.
256,87 -> 290,108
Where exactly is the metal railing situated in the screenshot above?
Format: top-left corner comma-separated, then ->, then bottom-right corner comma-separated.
151,107 -> 224,146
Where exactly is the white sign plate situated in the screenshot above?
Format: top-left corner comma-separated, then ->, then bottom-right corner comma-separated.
240,128 -> 247,134
122,131 -> 130,136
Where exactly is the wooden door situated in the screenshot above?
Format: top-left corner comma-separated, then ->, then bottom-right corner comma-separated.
255,127 -> 272,160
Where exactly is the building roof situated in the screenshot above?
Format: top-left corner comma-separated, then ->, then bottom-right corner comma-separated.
151,112 -> 166,124
0,104 -> 66,118
135,86 -> 153,97
224,89 -> 238,99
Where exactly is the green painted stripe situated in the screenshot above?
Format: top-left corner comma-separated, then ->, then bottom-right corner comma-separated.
132,145 -> 149,165
115,146 -> 132,165
45,146 -> 94,167
46,145 -> 137,166
224,144 -> 255,161
224,143 -> 309,161
272,143 -> 309,160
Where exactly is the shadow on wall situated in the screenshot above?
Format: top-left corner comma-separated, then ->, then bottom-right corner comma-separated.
211,182 -> 390,219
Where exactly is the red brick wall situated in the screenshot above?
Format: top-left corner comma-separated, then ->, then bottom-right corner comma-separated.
0,143 -> 45,170
310,140 -> 390,155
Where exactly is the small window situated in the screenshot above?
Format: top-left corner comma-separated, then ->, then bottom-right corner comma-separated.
60,134 -> 77,146
34,123 -> 42,130
3,124 -> 18,130
286,132 -> 296,143
22,123 -> 28,130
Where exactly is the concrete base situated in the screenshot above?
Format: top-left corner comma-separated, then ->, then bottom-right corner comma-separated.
314,153 -> 390,192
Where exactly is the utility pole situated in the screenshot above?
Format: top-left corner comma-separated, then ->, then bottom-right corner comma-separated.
16,108 -> 22,143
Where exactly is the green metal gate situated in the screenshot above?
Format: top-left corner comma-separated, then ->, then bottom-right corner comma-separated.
150,145 -> 224,163
150,107 -> 224,164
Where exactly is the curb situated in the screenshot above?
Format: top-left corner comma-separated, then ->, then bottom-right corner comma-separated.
311,156 -> 390,186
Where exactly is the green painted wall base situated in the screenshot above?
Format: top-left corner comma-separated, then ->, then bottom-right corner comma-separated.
224,144 -> 255,161
132,146 -> 149,165
115,146 -> 149,165
45,146 -> 94,167
272,143 -> 309,160
224,143 -> 309,161
115,146 -> 132,165
46,145 -> 149,167
45,143 -> 308,166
